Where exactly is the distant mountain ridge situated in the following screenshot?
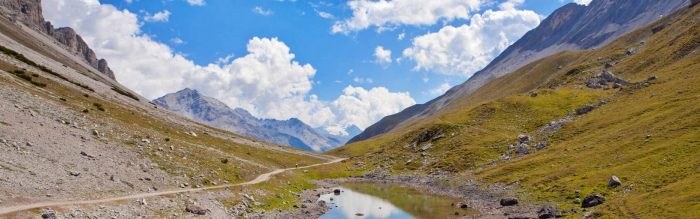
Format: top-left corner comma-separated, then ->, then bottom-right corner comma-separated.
348,0 -> 690,144
154,89 -> 350,152
0,0 -> 115,79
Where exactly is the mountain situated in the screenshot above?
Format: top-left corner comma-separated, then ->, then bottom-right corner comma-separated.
153,88 -> 342,152
332,3 -> 700,217
315,125 -> 363,146
0,0 -> 115,79
348,0 -> 690,144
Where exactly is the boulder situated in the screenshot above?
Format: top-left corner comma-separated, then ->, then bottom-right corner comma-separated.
582,194 -> 605,208
534,142 -> 548,150
333,189 -> 341,195
500,198 -> 519,206
608,176 -> 622,188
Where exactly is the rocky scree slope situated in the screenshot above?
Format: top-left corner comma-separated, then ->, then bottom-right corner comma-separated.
0,0 -> 115,79
154,88 -> 344,152
332,3 -> 700,218
349,0 -> 690,144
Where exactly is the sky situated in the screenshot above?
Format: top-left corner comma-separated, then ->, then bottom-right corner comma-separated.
42,0 -> 591,136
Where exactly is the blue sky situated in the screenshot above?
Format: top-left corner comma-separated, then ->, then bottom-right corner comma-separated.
44,0 -> 587,135
105,0 -> 569,103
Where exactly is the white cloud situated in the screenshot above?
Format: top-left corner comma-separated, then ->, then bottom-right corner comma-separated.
186,0 -> 205,6
317,11 -> 334,19
425,82 -> 451,96
42,0 -> 414,132
253,6 -> 273,16
402,8 -> 540,77
397,33 -> 406,40
499,0 -> 525,10
332,0 -> 481,34
374,46 -> 392,65
330,86 -> 416,133
144,10 -> 171,22
170,37 -> 185,45
573,0 -> 592,5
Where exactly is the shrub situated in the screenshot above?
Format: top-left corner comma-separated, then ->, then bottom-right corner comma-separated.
221,158 -> 229,164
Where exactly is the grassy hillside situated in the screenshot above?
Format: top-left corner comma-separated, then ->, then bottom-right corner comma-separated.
330,5 -> 700,218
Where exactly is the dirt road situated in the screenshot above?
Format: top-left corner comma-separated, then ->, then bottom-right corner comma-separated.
0,158 -> 346,215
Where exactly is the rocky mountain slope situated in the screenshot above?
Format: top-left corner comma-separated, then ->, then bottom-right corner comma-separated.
154,88 -> 346,152
0,0 -> 115,79
0,1 -> 339,217
349,0 -> 690,144
332,3 -> 700,217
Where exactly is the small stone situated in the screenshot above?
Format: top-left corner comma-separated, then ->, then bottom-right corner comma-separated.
0,139 -> 6,144
573,198 -> 581,204
647,75 -> 657,81
185,204 -> 207,215
141,139 -> 150,144
500,198 -> 519,206
333,189 -> 341,195
26,142 -> 33,147
41,209 -> 56,219
69,171 -> 81,177
608,175 -> 622,188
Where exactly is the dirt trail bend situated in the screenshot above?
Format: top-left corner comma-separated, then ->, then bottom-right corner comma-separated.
0,158 -> 346,216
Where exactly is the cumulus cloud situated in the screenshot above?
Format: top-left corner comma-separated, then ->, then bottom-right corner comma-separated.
402,8 -> 540,77
374,46 -> 392,66
573,0 -> 592,5
42,0 -> 414,132
329,86 -> 416,135
170,37 -> 185,45
144,10 -> 171,22
332,0 -> 481,34
186,0 -> 205,6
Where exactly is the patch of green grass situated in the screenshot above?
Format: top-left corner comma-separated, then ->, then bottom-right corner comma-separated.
0,45 -> 94,92
0,121 -> 9,126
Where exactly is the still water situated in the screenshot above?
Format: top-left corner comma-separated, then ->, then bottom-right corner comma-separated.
317,182 -> 478,219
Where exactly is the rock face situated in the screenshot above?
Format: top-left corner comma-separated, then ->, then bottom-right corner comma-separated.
153,89 -> 343,152
348,0 -> 688,144
0,0 -> 115,79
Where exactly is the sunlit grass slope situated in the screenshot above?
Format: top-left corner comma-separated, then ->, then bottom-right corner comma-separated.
330,5 -> 700,218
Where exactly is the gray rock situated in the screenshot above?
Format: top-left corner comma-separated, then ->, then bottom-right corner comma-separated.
538,206 -> 562,219
333,189 -> 341,195
575,105 -> 596,115
500,198 -> 518,206
41,209 -> 56,219
517,134 -> 531,143
534,142 -> 548,150
69,171 -> 80,177
573,198 -> 581,204
185,204 -> 207,215
582,194 -> 605,208
608,176 -> 622,188
516,143 -> 529,155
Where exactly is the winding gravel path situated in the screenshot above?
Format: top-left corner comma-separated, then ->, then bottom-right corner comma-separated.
0,158 -> 346,215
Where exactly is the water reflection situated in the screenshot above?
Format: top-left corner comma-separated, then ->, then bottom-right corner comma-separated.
318,182 -> 477,219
